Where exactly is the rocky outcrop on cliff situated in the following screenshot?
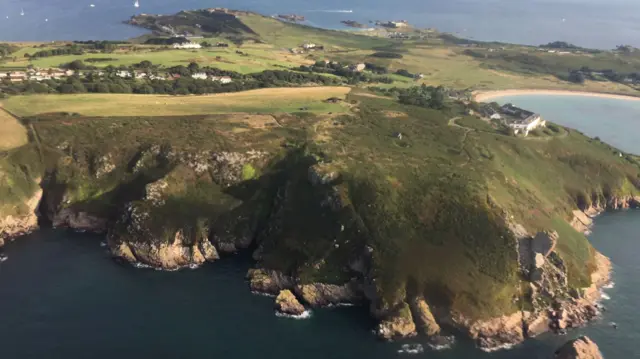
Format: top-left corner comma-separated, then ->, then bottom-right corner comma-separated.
275,290 -> 306,316
246,268 -> 295,294
295,281 -> 361,307
52,208 -> 108,233
0,188 -> 42,246
555,336 -> 603,359
409,296 -> 441,337
376,302 -> 417,340
110,229 -> 219,269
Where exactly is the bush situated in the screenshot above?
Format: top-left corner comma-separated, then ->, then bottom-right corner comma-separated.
370,51 -> 403,59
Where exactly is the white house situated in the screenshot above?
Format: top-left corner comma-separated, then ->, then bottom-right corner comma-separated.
191,72 -> 208,80
116,70 -> 131,78
211,76 -> 232,84
302,43 -> 317,50
173,42 -> 202,49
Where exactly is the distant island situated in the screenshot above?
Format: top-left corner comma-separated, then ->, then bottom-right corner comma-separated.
0,7 -> 638,353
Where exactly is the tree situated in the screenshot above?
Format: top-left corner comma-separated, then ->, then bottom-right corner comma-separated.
188,62 -> 200,74
68,60 -> 86,71
95,83 -> 110,93
568,71 -> 585,84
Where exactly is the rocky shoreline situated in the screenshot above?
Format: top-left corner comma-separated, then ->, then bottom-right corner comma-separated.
0,155 -> 628,351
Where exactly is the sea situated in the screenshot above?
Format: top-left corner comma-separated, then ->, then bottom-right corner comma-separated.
0,0 -> 640,49
1,95 -> 640,358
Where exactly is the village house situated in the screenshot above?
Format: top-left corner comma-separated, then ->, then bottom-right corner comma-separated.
191,72 -> 208,80
211,76 -> 232,84
302,43 -> 317,50
349,63 -> 366,72
172,42 -> 202,49
135,72 -> 148,79
4,71 -> 27,82
116,70 -> 132,78
500,103 -> 545,135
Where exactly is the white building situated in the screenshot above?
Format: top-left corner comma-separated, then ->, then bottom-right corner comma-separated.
501,104 -> 545,136
173,42 -> 202,49
211,76 -> 232,84
302,43 -> 317,50
116,70 -> 131,78
192,72 -> 208,80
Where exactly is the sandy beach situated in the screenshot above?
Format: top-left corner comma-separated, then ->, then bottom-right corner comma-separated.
474,89 -> 640,103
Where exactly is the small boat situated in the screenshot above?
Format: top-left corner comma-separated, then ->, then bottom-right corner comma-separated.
134,0 -> 139,8
0,253 -> 8,262
90,4 -> 95,7
20,8 -> 25,16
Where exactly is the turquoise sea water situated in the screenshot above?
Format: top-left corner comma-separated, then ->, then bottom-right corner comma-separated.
0,0 -> 640,48
0,96 -> 639,358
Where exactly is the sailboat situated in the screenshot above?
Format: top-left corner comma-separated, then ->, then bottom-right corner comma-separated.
20,8 -> 24,16
134,0 -> 139,8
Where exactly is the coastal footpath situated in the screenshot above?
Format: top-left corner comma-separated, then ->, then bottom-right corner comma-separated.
1,87 -> 637,351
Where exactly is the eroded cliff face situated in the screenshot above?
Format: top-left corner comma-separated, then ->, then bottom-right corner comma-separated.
0,187 -> 42,246
555,336 -> 603,359
0,144 -> 623,351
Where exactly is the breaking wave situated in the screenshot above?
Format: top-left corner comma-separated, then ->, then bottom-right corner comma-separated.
603,281 -> 615,289
601,292 -> 611,300
251,291 -> 276,298
275,310 -> 312,319
427,336 -> 455,351
397,344 -> 424,355
480,343 -> 516,353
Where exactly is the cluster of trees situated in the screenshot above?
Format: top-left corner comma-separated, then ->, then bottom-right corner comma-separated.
0,61 -> 343,96
144,37 -> 189,45
28,47 -> 85,59
370,51 -> 403,59
371,85 -> 448,109
298,61 -> 394,84
72,40 -> 128,51
0,43 -> 18,58
564,66 -> 640,84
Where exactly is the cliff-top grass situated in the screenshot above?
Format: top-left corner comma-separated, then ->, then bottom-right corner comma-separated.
2,87 -> 352,117
0,108 -> 28,151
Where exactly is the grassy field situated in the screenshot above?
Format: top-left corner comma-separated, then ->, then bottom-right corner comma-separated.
0,108 -> 28,151
240,14 -> 391,50
3,87 -> 352,116
0,44 -> 311,74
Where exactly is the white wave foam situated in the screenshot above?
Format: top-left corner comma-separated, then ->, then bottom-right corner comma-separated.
99,241 -> 107,248
480,343 -> 516,353
327,302 -> 356,308
601,292 -> 611,300
275,310 -> 312,319
397,344 -> 424,355
133,262 -> 152,269
603,281 -> 615,289
427,336 -> 455,351
251,291 -> 276,298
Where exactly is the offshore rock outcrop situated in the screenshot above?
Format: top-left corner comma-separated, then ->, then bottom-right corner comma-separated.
274,289 -> 306,316
0,188 -> 42,246
555,336 -> 603,359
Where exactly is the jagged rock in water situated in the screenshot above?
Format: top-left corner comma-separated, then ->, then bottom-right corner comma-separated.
554,336 -> 603,359
275,289 -> 305,316
246,268 -> 295,294
376,302 -> 417,340
409,296 -> 441,337
0,188 -> 43,245
294,281 -> 360,307
52,208 -> 108,233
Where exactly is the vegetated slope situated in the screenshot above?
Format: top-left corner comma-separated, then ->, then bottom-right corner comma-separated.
2,87 -> 351,117
1,91 -> 638,323
0,108 -> 28,150
128,10 -> 259,43
239,14 -> 391,50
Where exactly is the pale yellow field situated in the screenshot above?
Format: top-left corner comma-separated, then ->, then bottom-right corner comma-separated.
0,108 -> 28,150
2,87 -> 352,117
